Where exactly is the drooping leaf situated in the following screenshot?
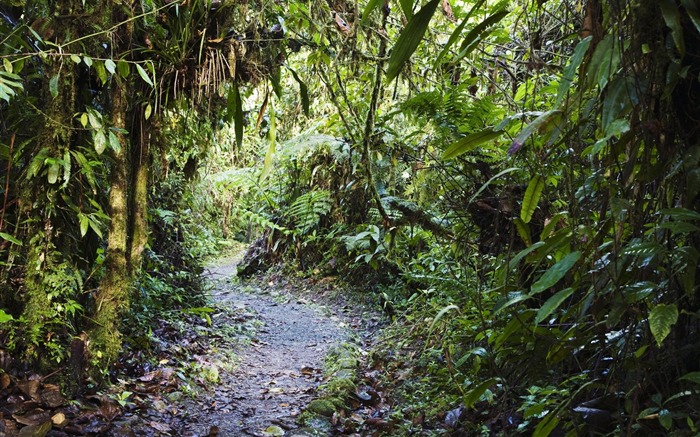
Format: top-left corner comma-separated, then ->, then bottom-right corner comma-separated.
679,372 -> 700,385
49,74 -> 59,98
442,128 -> 503,159
452,9 -> 509,63
464,378 -> 498,408
94,130 -> 107,154
0,232 -> 22,246
386,0 -> 441,82
136,63 -> 154,87
429,304 -> 459,331
469,167 -> 521,204
108,130 -> 121,153
399,0 -> 414,19
508,110 -> 563,155
513,217 -> 532,246
48,161 -> 59,184
533,411 -> 560,437
117,59 -> 130,78
530,251 -> 581,295
105,59 -> 116,75
79,214 -> 89,237
555,36 -> 592,106
521,175 -> 545,223
660,0 -> 685,56
144,103 -> 152,120
83,56 -> 93,67
535,288 -> 574,324
3,58 -> 12,73
361,0 -> 382,25
95,61 -> 107,85
681,0 -> 700,36
508,241 -> 546,270
433,0 -> 486,67
649,303 -> 678,347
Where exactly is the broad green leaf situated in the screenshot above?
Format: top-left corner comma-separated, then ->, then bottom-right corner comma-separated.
660,208 -> 700,221
508,241 -> 546,270
48,162 -> 59,184
464,378 -> 498,408
649,303 -> 678,347
679,372 -> 700,385
71,54 -> 81,64
49,74 -> 59,98
521,175 -> 545,223
399,0 -> 414,19
117,59 -> 130,78
144,103 -> 152,120
259,100 -> 276,182
79,214 -> 89,237
136,63 -> 154,87
105,59 -> 116,74
88,217 -> 103,238
660,0 -> 685,56
530,251 -> 581,295
434,0 -> 486,67
513,217 -> 532,246
108,130 -> 121,153
586,34 -> 622,90
94,130 -> 107,154
442,129 -> 503,160
80,113 -> 88,127
0,232 -> 22,246
659,409 -> 672,430
555,36 -> 592,106
494,291 -> 530,313
508,110 -> 563,155
453,9 -> 509,63
83,56 -> 93,67
0,309 -> 12,323
533,411 -> 560,437
361,0 -> 382,25
3,58 -> 12,73
87,110 -> 102,129
386,0 -> 441,82
535,287 -> 574,324
681,0 -> 700,36
95,61 -> 107,85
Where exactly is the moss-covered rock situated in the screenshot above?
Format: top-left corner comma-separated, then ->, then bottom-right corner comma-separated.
306,399 -> 337,417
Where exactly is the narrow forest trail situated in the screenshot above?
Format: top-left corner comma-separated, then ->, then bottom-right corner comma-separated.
171,260 -> 352,437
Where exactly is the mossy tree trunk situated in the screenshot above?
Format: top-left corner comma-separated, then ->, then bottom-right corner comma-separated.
21,2 -> 79,369
88,3 -> 135,376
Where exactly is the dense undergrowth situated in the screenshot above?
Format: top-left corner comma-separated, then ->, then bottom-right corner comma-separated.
2,0 -> 700,435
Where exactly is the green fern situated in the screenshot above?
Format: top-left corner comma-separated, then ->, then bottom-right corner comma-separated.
287,190 -> 332,234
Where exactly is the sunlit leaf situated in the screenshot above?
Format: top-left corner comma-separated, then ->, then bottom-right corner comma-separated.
434,0 -> 486,67
144,103 -> 152,120
361,0 -> 382,25
521,175 -> 545,223
3,58 -> 12,73
0,232 -> 22,246
530,251 -> 581,295
442,128 -> 503,160
48,162 -> 59,184
535,288 -> 574,324
83,56 -> 93,67
0,309 -> 12,323
94,130 -> 107,154
108,130 -> 121,153
649,304 -> 678,347
429,304 -> 459,331
453,9 -> 509,63
386,0 -> 441,82
534,411 -> 560,437
79,214 -> 89,237
136,63 -> 154,87
105,59 -> 116,75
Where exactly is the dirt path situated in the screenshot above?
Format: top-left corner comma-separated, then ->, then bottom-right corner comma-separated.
174,262 -> 349,436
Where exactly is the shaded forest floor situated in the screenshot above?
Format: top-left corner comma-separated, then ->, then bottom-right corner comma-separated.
1,258 -> 388,436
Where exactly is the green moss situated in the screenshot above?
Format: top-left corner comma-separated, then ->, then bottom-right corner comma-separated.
306,399 -> 337,417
